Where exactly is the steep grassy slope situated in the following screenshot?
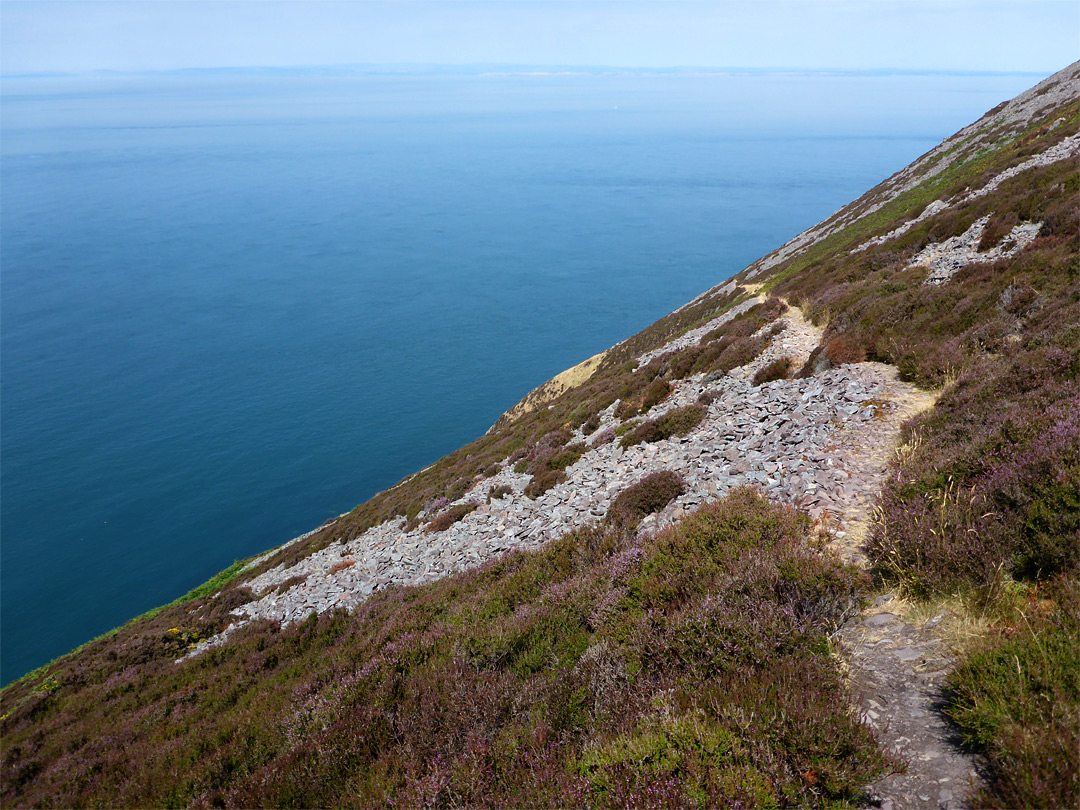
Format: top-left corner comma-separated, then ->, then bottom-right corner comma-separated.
2,64 -> 1077,808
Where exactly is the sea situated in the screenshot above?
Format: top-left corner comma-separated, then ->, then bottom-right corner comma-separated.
0,69 -> 1041,684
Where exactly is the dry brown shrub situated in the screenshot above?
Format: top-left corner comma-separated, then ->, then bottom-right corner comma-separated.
752,357 -> 793,386
824,335 -> 866,365
425,503 -> 478,533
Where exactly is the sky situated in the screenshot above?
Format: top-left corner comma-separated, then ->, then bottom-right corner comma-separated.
1,0 -> 1077,76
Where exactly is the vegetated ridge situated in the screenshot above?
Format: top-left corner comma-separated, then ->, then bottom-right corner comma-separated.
2,63 -> 1077,809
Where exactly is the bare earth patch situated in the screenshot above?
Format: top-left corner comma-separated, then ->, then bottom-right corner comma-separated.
494,350 -> 607,426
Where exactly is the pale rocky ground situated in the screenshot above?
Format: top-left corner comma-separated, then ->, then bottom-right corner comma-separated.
915,214 -> 1043,285
193,298 -> 905,643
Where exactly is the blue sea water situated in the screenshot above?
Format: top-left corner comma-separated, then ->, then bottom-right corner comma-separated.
0,70 -> 1040,683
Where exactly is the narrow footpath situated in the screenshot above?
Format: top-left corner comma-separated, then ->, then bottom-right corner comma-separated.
822,359 -> 985,810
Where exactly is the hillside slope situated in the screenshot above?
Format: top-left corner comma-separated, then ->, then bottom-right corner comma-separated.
2,63 -> 1077,809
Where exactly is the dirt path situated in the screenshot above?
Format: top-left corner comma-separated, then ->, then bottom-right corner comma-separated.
827,370 -> 936,566
732,300 -> 985,808
820,365 -> 986,809
839,599 -> 986,810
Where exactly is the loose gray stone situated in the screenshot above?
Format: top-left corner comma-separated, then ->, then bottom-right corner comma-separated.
864,612 -> 901,627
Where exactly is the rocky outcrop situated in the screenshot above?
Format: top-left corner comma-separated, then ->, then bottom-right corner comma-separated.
914,215 -> 1043,285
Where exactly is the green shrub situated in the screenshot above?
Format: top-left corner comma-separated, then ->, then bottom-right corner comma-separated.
867,364 -> 1080,597
699,300 -> 787,347
690,340 -> 729,375
620,405 -> 707,449
540,428 -> 573,448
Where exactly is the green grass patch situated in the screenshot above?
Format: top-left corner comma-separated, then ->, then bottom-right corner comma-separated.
946,577 -> 1080,809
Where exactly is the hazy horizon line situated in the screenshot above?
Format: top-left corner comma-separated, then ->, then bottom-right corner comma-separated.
2,63 -> 1054,81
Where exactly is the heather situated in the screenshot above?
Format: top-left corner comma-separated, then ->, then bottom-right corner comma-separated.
945,577 -> 1080,809
606,471 -> 685,529
614,378 -> 671,419
860,316 -> 1080,806
753,90 -> 1080,598
774,156 -> 1078,388
866,310 -> 1080,598
488,485 -> 513,501
761,97 -> 1078,296
752,357 -> 794,387
0,489 -> 887,807
425,503 -> 479,534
